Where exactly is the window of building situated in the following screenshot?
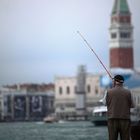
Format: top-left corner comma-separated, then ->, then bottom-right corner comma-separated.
87,85 -> 91,93
120,32 -> 130,39
95,86 -> 98,94
111,33 -> 117,39
59,87 -> 63,95
66,86 -> 70,94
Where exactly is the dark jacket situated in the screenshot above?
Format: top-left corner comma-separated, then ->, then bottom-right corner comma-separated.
106,85 -> 133,119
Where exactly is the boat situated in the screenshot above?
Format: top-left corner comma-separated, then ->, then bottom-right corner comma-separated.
91,105 -> 107,126
43,115 -> 58,123
91,104 -> 140,127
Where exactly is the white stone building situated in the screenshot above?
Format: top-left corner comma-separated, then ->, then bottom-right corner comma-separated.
54,73 -> 103,118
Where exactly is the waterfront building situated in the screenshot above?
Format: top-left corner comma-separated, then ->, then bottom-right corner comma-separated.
55,65 -> 102,119
0,85 -> 54,122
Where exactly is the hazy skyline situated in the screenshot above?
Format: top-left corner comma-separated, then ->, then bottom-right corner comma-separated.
0,0 -> 140,85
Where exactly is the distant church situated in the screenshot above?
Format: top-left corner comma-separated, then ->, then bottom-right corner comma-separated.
109,0 -> 133,69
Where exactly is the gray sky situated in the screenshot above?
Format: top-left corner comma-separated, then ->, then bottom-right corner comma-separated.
0,0 -> 140,85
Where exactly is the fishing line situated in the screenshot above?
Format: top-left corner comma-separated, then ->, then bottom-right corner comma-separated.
77,31 -> 113,79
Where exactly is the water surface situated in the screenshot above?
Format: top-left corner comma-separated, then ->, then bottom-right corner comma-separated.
0,121 -> 108,140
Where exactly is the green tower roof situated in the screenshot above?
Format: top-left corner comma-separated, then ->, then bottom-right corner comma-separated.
112,0 -> 130,15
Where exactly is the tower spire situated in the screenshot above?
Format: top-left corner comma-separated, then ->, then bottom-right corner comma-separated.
112,0 -> 130,15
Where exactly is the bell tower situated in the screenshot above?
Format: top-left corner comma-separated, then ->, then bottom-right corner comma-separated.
109,0 -> 134,69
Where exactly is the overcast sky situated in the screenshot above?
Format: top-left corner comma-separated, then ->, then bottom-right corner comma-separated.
0,0 -> 140,85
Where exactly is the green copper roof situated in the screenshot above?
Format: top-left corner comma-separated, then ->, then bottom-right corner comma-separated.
112,0 -> 130,15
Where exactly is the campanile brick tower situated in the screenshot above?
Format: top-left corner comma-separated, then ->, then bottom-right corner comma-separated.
109,0 -> 134,69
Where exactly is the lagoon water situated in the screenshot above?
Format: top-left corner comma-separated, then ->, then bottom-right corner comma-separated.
0,121 -> 108,140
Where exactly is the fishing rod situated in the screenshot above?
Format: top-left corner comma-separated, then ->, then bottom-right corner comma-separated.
77,31 -> 113,80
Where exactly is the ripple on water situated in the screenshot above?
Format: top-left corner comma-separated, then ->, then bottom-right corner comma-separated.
0,121 -> 108,140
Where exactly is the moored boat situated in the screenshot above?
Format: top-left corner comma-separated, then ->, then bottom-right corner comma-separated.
91,105 -> 107,126
91,105 -> 140,127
